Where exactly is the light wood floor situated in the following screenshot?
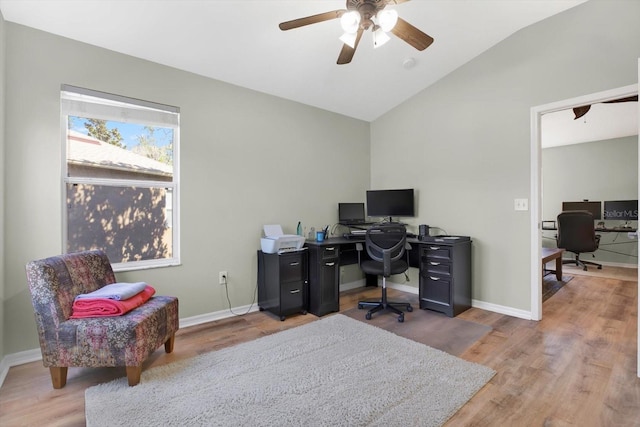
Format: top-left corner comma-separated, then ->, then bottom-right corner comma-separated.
0,273 -> 638,426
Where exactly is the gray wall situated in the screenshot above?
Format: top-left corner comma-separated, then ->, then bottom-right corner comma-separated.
2,23 -> 370,354
542,136 -> 638,265
2,0 -> 640,357
370,0 -> 640,310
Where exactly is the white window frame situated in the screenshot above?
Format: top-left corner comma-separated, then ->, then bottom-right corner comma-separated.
61,85 -> 180,271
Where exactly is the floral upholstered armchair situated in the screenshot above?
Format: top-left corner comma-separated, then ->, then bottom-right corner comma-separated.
25,250 -> 179,388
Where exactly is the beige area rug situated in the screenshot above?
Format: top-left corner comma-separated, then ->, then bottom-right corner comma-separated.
342,300 -> 492,357
85,314 -> 495,427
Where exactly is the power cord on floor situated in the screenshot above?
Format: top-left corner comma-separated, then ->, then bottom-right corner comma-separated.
221,275 -> 258,316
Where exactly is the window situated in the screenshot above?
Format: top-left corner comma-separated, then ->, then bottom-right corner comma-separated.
61,85 -> 180,270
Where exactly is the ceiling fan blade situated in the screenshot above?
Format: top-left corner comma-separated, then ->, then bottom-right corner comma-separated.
337,28 -> 364,65
573,105 -> 591,120
386,0 -> 412,4
603,95 -> 638,104
279,10 -> 344,31
574,95 -> 637,119
391,17 -> 434,51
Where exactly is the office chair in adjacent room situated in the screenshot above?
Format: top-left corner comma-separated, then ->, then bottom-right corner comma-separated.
556,210 -> 602,271
356,224 -> 413,323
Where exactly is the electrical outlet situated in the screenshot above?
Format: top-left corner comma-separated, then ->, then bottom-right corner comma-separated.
514,198 -> 529,211
219,271 -> 227,285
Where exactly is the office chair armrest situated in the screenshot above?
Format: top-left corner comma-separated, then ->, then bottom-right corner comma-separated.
356,242 -> 363,265
405,242 -> 412,264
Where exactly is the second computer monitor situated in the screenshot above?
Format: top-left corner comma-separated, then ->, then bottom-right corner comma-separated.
338,202 -> 366,224
603,200 -> 638,220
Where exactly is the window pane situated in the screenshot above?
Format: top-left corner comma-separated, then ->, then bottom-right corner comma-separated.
66,183 -> 173,263
67,116 -> 173,181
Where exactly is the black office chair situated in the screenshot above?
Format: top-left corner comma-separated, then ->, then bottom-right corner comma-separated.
356,224 -> 413,322
556,210 -> 602,271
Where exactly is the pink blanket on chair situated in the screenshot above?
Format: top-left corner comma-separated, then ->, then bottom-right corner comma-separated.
70,285 -> 156,318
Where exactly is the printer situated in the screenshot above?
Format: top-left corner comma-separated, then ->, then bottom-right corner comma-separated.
260,224 -> 306,254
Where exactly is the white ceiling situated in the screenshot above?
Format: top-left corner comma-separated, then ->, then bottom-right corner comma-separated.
542,101 -> 638,148
0,0 -> 590,122
2,0 -> 636,147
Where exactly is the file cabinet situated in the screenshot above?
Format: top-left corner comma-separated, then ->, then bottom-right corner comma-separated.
257,250 -> 308,321
419,240 -> 471,317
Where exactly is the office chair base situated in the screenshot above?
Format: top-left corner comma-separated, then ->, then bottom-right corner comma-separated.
562,258 -> 602,271
357,287 -> 412,323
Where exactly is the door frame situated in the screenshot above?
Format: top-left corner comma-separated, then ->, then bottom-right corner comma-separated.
529,83 -> 638,321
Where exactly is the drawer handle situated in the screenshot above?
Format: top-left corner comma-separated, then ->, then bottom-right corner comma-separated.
289,262 -> 300,266
429,276 -> 440,281
325,247 -> 335,251
325,262 -> 335,267
289,289 -> 301,294
429,262 -> 441,266
429,246 -> 440,250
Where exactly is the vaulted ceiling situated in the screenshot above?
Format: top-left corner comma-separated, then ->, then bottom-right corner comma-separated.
0,0 -> 588,122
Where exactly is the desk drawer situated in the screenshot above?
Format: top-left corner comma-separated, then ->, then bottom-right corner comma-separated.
423,260 -> 453,276
279,254 -> 305,283
280,281 -> 305,311
422,245 -> 452,261
321,246 -> 339,259
420,274 -> 451,306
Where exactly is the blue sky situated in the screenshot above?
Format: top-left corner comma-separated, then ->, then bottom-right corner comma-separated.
70,116 -> 173,150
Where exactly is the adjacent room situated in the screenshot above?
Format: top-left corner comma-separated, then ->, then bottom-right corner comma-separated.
0,1 -> 639,425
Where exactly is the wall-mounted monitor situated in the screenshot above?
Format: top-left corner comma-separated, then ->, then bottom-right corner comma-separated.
338,202 -> 366,224
561,201 -> 602,220
366,189 -> 415,219
604,200 -> 638,220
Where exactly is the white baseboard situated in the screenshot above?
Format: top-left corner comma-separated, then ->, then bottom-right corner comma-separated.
471,299 -> 532,320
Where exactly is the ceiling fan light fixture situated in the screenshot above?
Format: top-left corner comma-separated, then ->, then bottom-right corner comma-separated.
372,26 -> 390,48
339,32 -> 358,49
377,9 -> 398,32
340,11 -> 361,33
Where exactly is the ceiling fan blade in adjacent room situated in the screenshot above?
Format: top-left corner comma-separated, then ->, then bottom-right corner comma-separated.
603,95 -> 639,104
337,28 -> 364,65
391,17 -> 434,51
279,10 -> 344,31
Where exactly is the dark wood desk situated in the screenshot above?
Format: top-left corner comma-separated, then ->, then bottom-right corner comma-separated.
304,235 -> 472,318
541,247 -> 564,281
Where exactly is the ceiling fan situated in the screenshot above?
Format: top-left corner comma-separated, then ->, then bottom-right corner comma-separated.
278,0 -> 434,65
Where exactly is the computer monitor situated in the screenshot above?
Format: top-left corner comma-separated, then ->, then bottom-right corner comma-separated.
561,201 -> 602,220
366,189 -> 415,219
603,200 -> 638,220
338,203 -> 366,224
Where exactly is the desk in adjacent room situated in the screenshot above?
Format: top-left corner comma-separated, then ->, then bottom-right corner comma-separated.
542,247 -> 564,281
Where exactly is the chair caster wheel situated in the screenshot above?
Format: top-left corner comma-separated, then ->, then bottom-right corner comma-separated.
365,313 -> 372,320
597,266 -> 602,269
398,315 -> 404,323
358,304 -> 363,309
280,316 -> 285,321
406,306 -> 413,312
302,310 -> 307,315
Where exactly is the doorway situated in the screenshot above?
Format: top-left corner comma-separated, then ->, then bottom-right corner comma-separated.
530,83 -> 639,376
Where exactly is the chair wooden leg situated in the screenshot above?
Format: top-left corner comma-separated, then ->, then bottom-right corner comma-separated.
49,367 -> 68,389
126,365 -> 142,386
164,334 -> 175,353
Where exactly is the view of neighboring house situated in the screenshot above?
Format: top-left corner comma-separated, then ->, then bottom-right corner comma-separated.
66,130 -> 173,262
